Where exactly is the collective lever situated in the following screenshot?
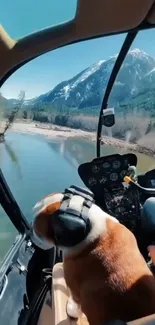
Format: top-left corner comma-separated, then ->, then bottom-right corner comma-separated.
124,176 -> 155,195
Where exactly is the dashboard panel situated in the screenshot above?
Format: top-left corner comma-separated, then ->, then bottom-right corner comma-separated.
103,186 -> 140,232
78,153 -> 139,233
78,155 -> 155,260
78,153 -> 137,192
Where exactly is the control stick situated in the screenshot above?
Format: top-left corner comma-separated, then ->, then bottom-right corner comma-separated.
124,176 -> 155,195
127,166 -> 137,181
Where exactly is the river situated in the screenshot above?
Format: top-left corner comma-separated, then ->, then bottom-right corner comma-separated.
0,131 -> 155,261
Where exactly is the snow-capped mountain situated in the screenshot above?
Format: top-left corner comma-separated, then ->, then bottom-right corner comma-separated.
30,48 -> 155,109
4,48 -> 155,110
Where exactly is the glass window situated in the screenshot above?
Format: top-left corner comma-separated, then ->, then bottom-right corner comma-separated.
1,28 -> 155,227
1,0 -> 77,39
0,34 -> 126,221
101,29 -> 155,173
0,205 -> 18,263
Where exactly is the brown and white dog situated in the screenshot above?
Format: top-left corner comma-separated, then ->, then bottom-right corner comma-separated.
32,192 -> 155,325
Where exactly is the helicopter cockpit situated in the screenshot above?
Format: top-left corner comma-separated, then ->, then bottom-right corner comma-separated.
1,0 -> 155,324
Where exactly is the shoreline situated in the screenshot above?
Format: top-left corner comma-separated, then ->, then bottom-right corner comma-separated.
6,120 -> 155,157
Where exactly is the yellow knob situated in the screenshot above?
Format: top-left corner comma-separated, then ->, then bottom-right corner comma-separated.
124,176 -> 131,184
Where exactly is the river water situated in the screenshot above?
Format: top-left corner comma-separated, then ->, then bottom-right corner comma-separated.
0,131 -> 155,261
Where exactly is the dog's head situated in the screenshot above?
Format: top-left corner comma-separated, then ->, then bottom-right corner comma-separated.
32,191 -> 118,254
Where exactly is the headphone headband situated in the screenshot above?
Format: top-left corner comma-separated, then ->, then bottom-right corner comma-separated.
50,185 -> 94,247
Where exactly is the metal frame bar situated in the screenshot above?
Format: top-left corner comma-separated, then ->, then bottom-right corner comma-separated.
96,30 -> 138,157
0,169 -> 30,234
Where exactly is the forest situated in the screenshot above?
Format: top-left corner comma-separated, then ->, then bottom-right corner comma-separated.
0,86 -> 155,144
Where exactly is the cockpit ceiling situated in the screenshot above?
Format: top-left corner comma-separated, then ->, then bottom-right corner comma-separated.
76,0 -> 155,36
0,0 -> 155,82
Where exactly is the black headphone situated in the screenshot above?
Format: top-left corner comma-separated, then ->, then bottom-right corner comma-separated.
48,185 -> 94,247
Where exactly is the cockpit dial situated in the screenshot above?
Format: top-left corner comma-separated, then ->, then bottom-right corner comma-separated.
99,176 -> 107,184
110,172 -> 118,181
120,170 -> 126,178
102,162 -> 110,169
112,160 -> 121,169
92,165 -> 100,173
88,177 -> 97,186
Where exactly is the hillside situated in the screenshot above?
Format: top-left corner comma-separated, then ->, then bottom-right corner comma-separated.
23,48 -> 155,109
1,48 -> 155,147
2,48 -> 155,110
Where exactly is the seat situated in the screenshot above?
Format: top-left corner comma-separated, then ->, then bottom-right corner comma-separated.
50,263 -> 88,325
38,262 -> 155,325
37,291 -> 53,325
37,262 -> 88,325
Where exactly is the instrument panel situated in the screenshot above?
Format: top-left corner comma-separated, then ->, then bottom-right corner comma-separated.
103,186 -> 140,232
78,153 -> 139,233
78,155 -> 155,260
78,153 -> 137,192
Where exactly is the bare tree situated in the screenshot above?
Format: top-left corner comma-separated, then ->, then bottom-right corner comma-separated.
0,90 -> 25,141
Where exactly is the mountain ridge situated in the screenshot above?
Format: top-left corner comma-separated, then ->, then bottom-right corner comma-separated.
2,48 -> 155,111
26,48 -> 155,109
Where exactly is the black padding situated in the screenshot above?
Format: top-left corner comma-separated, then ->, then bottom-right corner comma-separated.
47,185 -> 93,247
49,213 -> 91,247
66,185 -> 94,201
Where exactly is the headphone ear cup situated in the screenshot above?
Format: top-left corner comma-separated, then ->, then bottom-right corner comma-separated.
50,213 -> 91,247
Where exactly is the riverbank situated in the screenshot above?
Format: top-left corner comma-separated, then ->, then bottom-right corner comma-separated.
7,120 -> 155,157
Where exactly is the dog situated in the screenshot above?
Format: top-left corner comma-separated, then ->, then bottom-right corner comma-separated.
32,191 -> 155,325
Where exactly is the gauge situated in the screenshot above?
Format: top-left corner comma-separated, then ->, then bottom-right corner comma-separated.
102,162 -> 110,169
120,170 -> 127,179
88,177 -> 97,186
92,165 -> 100,173
115,206 -> 125,214
104,192 -> 113,205
110,172 -> 118,181
124,159 -> 129,167
104,191 -> 115,214
112,160 -> 121,169
113,196 -> 122,204
104,192 -> 112,202
99,176 -> 107,184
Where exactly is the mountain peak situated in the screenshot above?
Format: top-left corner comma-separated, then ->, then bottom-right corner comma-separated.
20,48 -> 155,110
108,48 -> 148,61
128,48 -> 149,57
97,60 -> 105,66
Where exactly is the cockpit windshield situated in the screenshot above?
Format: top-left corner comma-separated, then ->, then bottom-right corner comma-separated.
100,29 -> 155,172
0,33 -> 126,220
1,0 -> 77,38
0,28 -> 155,261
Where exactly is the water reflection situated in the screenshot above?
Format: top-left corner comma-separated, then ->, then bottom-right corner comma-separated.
0,132 -> 155,218
4,141 -> 22,178
47,137 -> 96,168
0,137 -> 22,179
47,136 -> 155,174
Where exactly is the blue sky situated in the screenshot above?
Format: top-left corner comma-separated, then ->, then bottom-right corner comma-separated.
1,0 -> 155,99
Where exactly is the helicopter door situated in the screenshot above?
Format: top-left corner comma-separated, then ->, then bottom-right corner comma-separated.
0,168 -> 34,325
